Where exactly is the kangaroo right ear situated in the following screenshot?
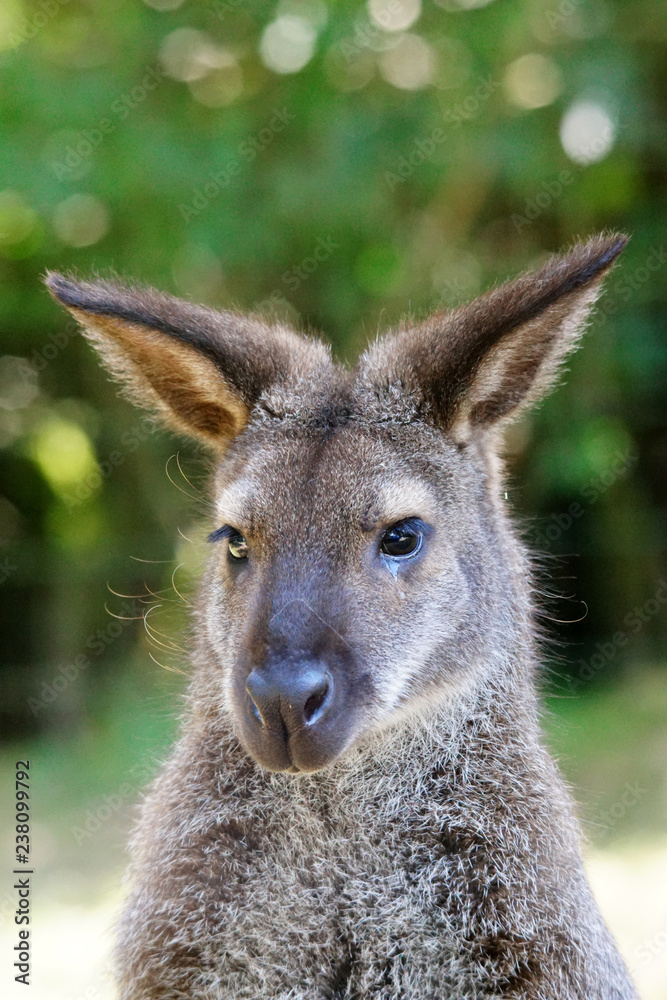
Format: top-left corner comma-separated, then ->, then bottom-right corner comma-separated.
358,233 -> 627,444
45,273 -> 327,451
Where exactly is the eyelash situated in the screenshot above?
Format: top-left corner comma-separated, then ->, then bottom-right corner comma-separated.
207,525 -> 237,544
389,517 -> 424,535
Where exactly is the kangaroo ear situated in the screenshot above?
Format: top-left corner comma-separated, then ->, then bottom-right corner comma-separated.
45,274 -> 326,451
360,233 -> 628,443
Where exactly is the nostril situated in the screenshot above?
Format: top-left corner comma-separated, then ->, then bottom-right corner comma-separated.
245,677 -> 265,728
246,665 -> 335,734
303,673 -> 333,726
248,696 -> 264,727
303,690 -> 324,723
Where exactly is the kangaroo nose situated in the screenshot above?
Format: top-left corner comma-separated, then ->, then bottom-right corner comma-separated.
246,663 -> 334,735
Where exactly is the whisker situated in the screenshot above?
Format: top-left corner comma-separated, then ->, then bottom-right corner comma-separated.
142,607 -> 185,655
148,651 -> 187,676
176,452 -> 201,494
107,582 -> 148,599
540,600 -> 589,624
143,605 -> 186,651
144,630 -> 182,653
165,454 -> 199,500
171,564 -> 192,608
104,602 -> 144,621
129,556 -> 176,564
144,628 -> 185,654
143,582 -> 166,602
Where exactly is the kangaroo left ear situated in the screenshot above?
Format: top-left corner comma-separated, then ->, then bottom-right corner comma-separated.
45,273 -> 330,452
360,233 -> 628,443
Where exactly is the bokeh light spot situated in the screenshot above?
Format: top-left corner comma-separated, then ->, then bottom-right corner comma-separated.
504,53 -> 563,110
160,29 -> 226,82
172,245 -> 226,303
559,101 -> 615,165
143,0 -> 186,10
0,191 -> 37,249
53,194 -> 110,248
29,418 -> 98,494
259,16 -> 317,75
379,34 -> 435,90
189,53 -> 243,107
0,356 -> 39,411
368,0 -> 422,33
0,0 -> 26,52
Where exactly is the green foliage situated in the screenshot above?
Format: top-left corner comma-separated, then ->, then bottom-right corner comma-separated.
0,0 -> 665,740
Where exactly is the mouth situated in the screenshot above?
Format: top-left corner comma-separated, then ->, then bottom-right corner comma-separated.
238,716 -> 351,774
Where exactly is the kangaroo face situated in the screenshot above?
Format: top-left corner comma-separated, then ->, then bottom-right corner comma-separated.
200,419 -> 505,772
46,234 -> 626,773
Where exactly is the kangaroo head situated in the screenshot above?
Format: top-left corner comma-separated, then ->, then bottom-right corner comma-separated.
46,234 -> 626,773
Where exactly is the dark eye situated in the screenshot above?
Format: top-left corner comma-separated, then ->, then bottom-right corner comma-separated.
227,533 -> 248,561
380,520 -> 424,559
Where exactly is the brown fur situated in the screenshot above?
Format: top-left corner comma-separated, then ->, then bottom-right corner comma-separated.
45,234 -> 637,999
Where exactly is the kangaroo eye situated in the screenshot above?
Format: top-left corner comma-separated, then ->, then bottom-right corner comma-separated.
207,525 -> 249,561
228,533 -> 249,561
380,521 -> 424,558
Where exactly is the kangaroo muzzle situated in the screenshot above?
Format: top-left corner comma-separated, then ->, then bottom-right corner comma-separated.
237,652 -> 358,772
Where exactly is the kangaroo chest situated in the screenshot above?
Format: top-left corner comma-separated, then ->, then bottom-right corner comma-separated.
185,769 -> 494,998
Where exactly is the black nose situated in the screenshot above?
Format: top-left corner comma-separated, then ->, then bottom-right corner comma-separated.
245,662 -> 334,736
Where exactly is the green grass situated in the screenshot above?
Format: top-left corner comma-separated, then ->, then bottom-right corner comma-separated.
543,666 -> 667,845
0,657 -> 185,897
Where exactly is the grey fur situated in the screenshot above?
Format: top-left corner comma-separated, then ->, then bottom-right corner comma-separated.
46,234 -> 637,999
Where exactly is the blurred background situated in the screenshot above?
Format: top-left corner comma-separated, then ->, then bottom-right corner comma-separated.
0,0 -> 665,997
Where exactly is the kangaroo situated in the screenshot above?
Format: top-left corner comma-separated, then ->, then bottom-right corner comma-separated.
46,233 -> 637,1000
